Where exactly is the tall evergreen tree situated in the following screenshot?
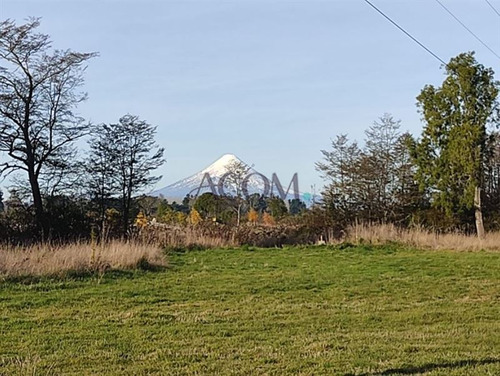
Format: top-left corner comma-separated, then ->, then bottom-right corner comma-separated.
411,52 -> 499,234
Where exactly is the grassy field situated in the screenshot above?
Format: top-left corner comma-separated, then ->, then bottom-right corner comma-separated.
1,245 -> 499,375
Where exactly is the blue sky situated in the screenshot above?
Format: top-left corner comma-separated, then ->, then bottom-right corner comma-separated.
2,0 -> 500,195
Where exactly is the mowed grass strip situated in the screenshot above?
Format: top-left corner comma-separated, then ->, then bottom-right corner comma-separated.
1,245 -> 499,375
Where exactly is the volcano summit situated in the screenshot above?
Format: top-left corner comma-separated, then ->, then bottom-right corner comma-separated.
151,154 -> 301,203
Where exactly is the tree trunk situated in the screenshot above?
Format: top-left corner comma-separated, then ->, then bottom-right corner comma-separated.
28,167 -> 47,238
100,196 -> 107,242
123,199 -> 130,238
474,186 -> 485,239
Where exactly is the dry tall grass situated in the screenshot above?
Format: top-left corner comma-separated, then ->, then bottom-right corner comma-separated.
344,223 -> 500,251
140,223 -> 237,248
0,240 -> 167,278
141,221 -> 500,251
1,223 -> 497,279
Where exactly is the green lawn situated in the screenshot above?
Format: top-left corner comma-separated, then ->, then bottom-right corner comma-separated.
1,245 -> 499,375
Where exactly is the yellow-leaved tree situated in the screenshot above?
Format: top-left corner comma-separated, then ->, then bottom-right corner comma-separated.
188,208 -> 202,226
247,208 -> 259,224
134,212 -> 148,229
262,212 -> 275,226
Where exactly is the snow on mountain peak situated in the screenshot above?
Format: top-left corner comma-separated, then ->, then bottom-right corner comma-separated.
201,153 -> 249,175
152,153 -> 255,200
151,153 -> 308,204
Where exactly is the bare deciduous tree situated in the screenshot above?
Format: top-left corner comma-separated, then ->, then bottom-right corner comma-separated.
219,159 -> 252,226
87,115 -> 165,237
0,18 -> 97,236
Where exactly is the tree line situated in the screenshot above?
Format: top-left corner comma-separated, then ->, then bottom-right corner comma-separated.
317,52 -> 500,235
0,18 -> 301,242
0,18 -> 164,241
1,18 -> 499,243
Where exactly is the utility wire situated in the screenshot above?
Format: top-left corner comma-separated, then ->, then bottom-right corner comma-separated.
484,0 -> 500,18
363,0 -> 491,110
362,0 -> 446,65
434,0 -> 500,59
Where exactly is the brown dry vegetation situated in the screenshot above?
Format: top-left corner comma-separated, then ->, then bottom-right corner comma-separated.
344,223 -> 500,251
141,222 -> 500,252
0,240 -> 166,279
140,223 -> 237,248
2,223 -> 498,279
139,221 -> 330,249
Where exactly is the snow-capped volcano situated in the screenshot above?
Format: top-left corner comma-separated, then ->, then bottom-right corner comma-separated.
151,154 -> 264,201
199,153 -> 248,177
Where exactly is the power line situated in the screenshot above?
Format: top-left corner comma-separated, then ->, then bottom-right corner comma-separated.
363,0 -> 492,110
434,0 -> 500,59
484,0 -> 500,18
362,0 -> 446,65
